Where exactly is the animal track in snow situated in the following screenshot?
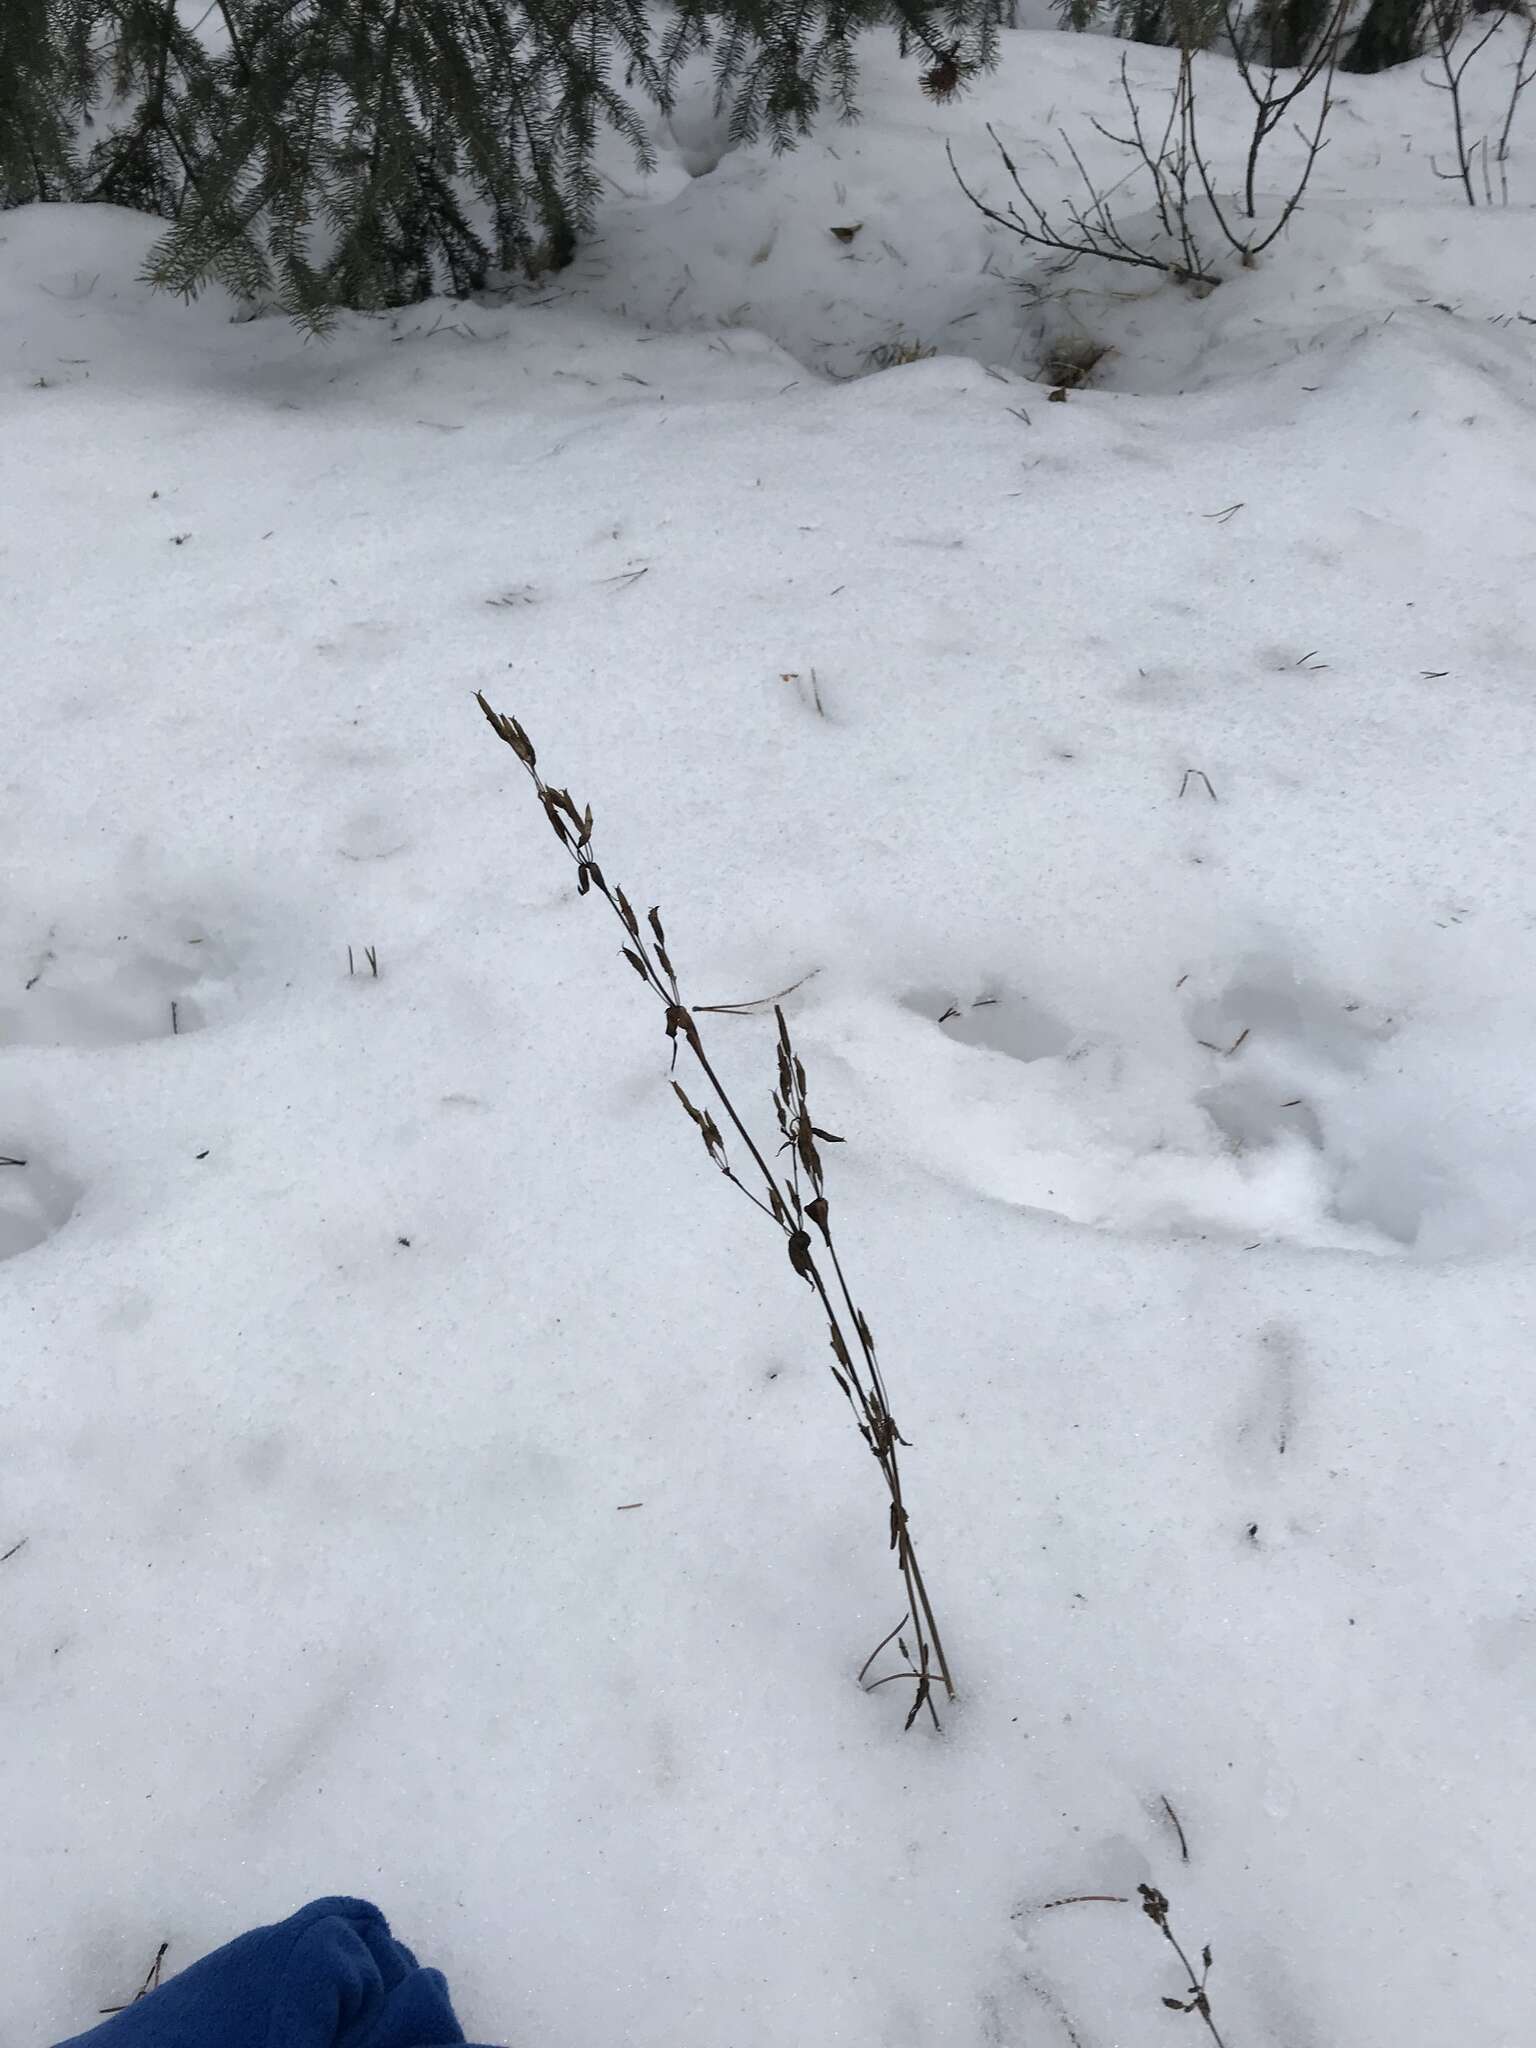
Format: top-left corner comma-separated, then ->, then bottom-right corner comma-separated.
0,1154 -> 80,1264
1,922 -> 233,1049
1184,958 -> 1480,1254
854,955 -> 1490,1258
905,987 -> 1074,1064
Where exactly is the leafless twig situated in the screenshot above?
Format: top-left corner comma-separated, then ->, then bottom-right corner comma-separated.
1495,11 -> 1536,198
1160,1793 -> 1191,1862
1425,0 -> 1508,203
1222,0 -> 1351,220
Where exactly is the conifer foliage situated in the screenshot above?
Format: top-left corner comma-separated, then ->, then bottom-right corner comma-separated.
3,0 -> 1000,324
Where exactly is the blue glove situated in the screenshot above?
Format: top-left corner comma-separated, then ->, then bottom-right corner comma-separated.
56,1896 -> 504,2048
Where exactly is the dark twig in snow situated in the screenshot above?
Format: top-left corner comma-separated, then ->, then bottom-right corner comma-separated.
1424,0 -> 1508,205
1161,1794 -> 1191,1862
1038,1893 -> 1131,1909
99,1942 -> 169,2014
1197,1028 -> 1250,1057
695,969 -> 822,1016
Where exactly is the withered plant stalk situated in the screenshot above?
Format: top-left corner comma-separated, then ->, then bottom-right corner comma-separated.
478,694 -> 955,1729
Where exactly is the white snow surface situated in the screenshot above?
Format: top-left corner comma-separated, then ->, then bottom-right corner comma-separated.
6,24 -> 1536,2048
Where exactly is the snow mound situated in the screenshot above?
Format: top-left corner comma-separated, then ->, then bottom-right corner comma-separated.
837,944 -> 1536,1258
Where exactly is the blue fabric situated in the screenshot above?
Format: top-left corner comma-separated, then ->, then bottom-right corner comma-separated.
56,1897 -> 504,2048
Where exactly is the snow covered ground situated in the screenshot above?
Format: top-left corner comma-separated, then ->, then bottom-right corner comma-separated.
6,21 -> 1536,2047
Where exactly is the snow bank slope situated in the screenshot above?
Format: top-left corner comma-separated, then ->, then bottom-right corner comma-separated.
4,27 -> 1536,2048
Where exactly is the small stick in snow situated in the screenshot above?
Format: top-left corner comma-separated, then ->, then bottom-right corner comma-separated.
0,1155 -> 26,1168
1037,1894 -> 1131,1910
780,670 -> 828,720
1196,1028 -> 1249,1057
1178,769 -> 1218,802
1160,1794 -> 1191,1863
1,1537 -> 28,1563
99,1942 -> 169,2014
170,1000 -> 179,1035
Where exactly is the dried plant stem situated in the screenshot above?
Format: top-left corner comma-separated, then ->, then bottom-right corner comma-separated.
1138,1886 -> 1229,2048
476,693 -> 955,1728
1034,1886 -> 1233,2045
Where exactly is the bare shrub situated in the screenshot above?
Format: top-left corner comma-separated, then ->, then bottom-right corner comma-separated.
950,3 -> 1347,289
1425,0 -> 1536,204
